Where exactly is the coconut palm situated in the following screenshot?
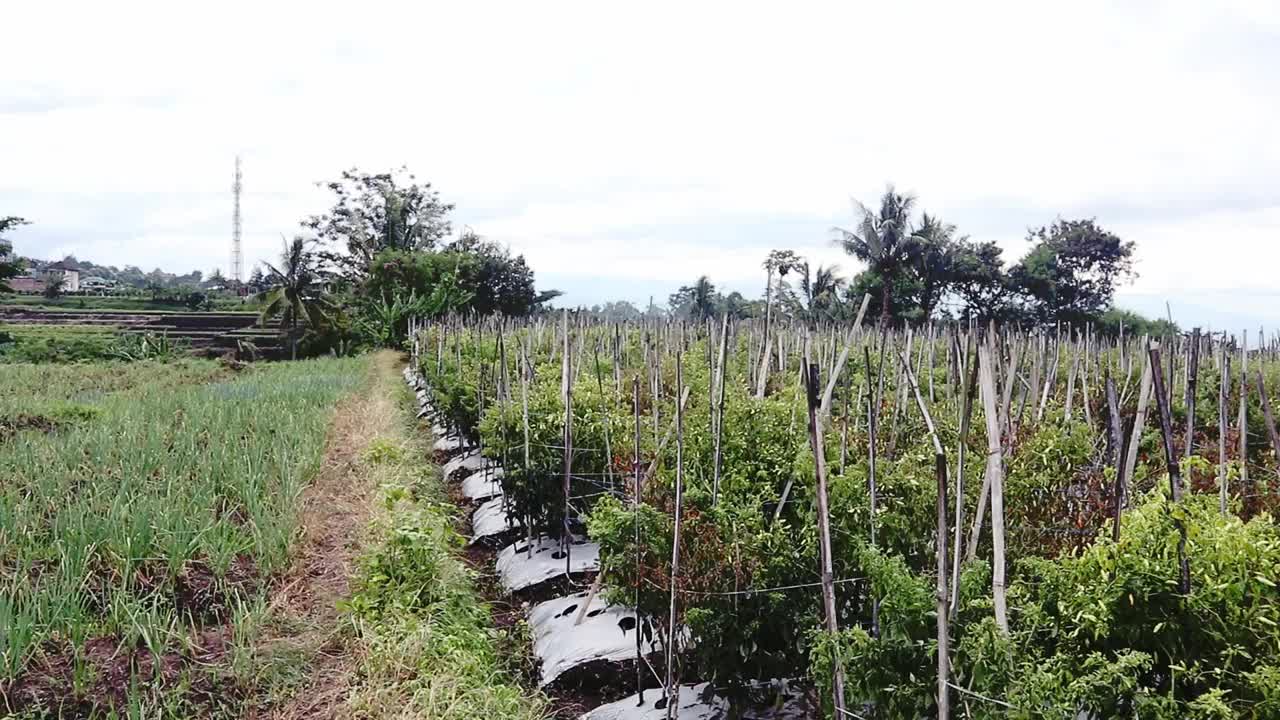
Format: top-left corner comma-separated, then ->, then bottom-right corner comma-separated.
257,237 -> 336,359
691,275 -> 718,321
910,212 -> 959,320
833,186 -> 918,325
792,261 -> 845,327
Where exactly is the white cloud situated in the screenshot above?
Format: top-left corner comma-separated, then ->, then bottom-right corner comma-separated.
2,0 -> 1278,323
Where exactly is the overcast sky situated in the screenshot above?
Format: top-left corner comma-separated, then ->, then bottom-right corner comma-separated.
3,1 -> 1278,330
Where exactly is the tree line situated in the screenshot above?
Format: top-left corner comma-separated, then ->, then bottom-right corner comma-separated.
256,167 -> 561,355
655,186 -> 1174,336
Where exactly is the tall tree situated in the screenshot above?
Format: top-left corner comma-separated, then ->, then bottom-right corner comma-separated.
668,275 -> 719,321
1010,218 -> 1136,325
0,216 -> 29,293
305,167 -> 455,281
257,237 -> 337,359
833,186 -> 918,325
41,272 -> 66,299
908,213 -> 959,320
721,291 -> 757,319
441,230 -> 560,315
789,261 -> 845,326
949,240 -> 1014,321
247,266 -> 267,293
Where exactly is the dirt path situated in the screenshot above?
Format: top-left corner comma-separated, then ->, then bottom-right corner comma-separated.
251,350 -> 403,719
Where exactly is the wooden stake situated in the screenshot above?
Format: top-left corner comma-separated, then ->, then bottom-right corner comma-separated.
1106,374 -> 1125,542
978,343 -> 1009,634
1219,348 -> 1231,516
949,336 -> 977,618
1257,368 -> 1280,472
632,377 -> 645,701
934,452 -> 951,720
1149,344 -> 1191,594
1241,330 -> 1250,494
664,354 -> 685,719
1185,329 -> 1201,462
712,314 -> 729,505
864,345 -> 881,638
804,362 -> 847,719
561,310 -> 574,576
1122,349 -> 1154,508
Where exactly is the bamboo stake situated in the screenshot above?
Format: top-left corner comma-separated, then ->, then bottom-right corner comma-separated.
1122,349 -> 1154,508
1107,374 -> 1125,542
804,362 -> 847,719
1220,347 -> 1231,516
934,452 -> 950,720
1241,331 -> 1250,494
1149,344 -> 1191,594
1082,329 -> 1093,427
561,311 -> 574,576
978,343 -> 1009,634
1257,368 -> 1280,472
664,354 -> 685,720
864,345 -> 881,638
519,337 -> 535,559
949,336 -> 977,617
755,267 -> 774,399
1064,338 -> 1078,423
712,314 -> 729,505
632,377 -> 645,702
1185,329 -> 1201,462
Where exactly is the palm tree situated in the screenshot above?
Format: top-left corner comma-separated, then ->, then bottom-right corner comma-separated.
257,237 -> 336,360
691,275 -> 718,321
794,261 -> 845,326
910,213 -> 959,320
833,185 -> 918,325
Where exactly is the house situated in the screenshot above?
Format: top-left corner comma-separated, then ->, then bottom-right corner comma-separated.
8,275 -> 45,294
80,276 -> 116,293
46,262 -> 81,292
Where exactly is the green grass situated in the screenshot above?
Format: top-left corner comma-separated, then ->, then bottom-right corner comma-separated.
0,324 -> 123,363
342,377 -> 550,720
0,355 -> 369,716
1,295 -> 262,312
0,358 -> 223,432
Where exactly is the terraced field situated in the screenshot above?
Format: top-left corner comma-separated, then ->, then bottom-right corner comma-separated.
0,308 -> 285,358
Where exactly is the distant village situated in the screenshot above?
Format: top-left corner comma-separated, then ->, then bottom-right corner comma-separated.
6,255 -> 264,298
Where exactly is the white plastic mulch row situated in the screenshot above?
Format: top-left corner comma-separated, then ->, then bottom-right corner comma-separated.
471,495 -> 519,543
407,365 -> 659,699
434,434 -> 465,453
443,449 -> 489,479
461,467 -> 504,501
496,534 -> 599,593
530,591 -> 661,687
582,684 -> 723,720
580,683 -> 810,720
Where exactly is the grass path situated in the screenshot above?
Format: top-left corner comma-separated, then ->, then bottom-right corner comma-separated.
249,350 -> 549,719
246,351 -> 396,718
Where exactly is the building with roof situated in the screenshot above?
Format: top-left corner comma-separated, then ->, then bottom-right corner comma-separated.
45,262 -> 80,292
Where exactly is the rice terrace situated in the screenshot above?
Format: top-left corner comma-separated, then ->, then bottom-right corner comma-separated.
4,5 -> 1280,718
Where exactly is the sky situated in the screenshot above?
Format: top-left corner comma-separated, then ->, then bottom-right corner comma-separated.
3,0 -> 1279,331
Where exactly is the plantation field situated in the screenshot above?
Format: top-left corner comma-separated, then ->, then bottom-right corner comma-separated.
0,325 -> 122,363
0,359 -> 224,439
1,309 -> 287,360
1,295 -> 259,312
413,318 -> 1280,719
0,355 -> 370,716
